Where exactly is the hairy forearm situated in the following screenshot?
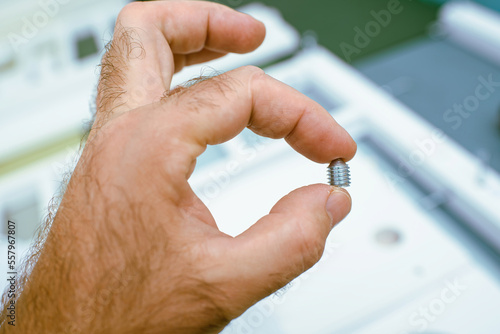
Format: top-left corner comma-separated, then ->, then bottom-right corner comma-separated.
1,164 -> 228,334
1,188 -> 138,333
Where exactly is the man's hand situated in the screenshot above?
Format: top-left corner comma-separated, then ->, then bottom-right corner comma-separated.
4,1 -> 356,333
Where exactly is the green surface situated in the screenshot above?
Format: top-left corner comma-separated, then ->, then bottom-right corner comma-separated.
76,34 -> 99,60
217,0 -> 440,63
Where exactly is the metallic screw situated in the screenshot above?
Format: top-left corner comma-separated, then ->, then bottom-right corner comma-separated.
328,159 -> 351,187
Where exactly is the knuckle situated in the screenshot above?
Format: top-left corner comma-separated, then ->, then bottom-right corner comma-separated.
242,65 -> 265,78
117,2 -> 147,22
243,65 -> 267,90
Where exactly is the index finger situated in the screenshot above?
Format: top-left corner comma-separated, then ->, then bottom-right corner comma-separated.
161,66 -> 356,170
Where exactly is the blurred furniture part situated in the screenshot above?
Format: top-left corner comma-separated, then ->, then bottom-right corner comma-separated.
357,1 -> 500,174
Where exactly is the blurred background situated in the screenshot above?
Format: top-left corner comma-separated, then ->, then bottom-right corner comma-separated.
1,0 -> 500,333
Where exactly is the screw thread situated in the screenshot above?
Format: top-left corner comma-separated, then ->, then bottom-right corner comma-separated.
328,159 -> 351,187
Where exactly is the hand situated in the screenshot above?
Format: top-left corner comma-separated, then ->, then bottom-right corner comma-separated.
6,1 -> 356,333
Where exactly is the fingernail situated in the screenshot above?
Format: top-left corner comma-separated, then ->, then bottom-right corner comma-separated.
326,188 -> 352,228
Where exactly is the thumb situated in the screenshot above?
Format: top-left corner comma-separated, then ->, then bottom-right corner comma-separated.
228,184 -> 351,306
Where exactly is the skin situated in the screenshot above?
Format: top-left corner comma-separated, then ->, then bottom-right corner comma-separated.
0,1 -> 356,333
